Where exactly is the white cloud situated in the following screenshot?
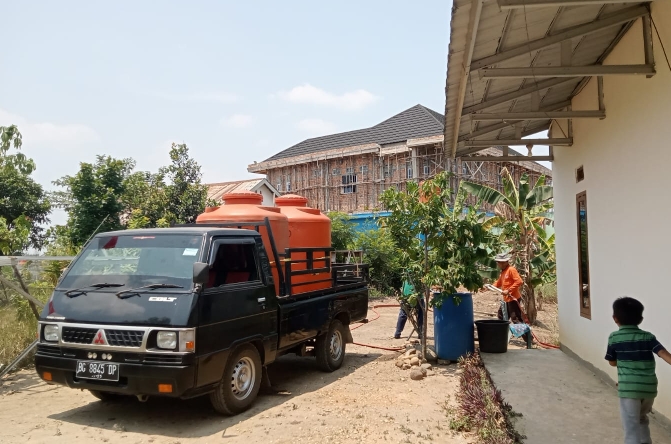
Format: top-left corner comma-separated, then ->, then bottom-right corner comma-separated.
220,114 -> 254,128
0,108 -> 103,193
151,91 -> 239,104
296,118 -> 337,135
275,84 -> 379,110
0,108 -> 100,149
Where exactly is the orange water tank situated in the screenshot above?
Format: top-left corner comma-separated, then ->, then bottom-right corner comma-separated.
275,194 -> 332,293
196,191 -> 289,295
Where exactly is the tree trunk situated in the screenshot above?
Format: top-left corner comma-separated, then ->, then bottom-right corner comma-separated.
517,214 -> 538,324
12,265 -> 40,319
421,238 -> 429,360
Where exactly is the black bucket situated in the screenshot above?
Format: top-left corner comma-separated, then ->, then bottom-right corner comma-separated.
475,320 -> 510,353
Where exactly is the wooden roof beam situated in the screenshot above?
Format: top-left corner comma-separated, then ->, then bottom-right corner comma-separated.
481,64 -> 655,78
471,5 -> 649,71
498,0 -> 653,9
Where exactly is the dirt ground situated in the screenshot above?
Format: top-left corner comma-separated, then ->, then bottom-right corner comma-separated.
0,298 -> 476,444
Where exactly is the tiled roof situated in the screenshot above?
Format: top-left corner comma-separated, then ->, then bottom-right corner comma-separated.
205,179 -> 279,202
265,104 -> 445,161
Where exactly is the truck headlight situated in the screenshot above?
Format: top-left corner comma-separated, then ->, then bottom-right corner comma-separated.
44,324 -> 59,342
179,329 -> 195,352
156,331 -> 177,350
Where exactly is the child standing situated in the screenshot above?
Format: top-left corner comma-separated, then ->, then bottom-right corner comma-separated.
606,297 -> 671,444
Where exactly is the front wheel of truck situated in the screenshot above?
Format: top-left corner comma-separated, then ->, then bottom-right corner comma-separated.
209,344 -> 262,415
315,319 -> 347,372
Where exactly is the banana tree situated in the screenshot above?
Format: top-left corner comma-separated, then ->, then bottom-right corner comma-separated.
460,168 -> 553,324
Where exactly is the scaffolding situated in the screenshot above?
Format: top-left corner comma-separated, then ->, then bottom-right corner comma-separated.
251,142 -> 551,214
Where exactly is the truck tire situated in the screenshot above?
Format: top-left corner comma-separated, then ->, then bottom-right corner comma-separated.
315,319 -> 347,372
209,344 -> 262,415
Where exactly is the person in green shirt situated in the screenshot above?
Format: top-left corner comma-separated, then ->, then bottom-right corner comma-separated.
605,297 -> 671,444
394,280 -> 424,339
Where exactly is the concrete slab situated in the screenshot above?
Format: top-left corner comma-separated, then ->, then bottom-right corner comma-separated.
482,350 -> 671,444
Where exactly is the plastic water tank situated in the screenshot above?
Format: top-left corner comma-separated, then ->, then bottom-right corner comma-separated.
196,191 -> 289,295
433,293 -> 475,360
275,194 -> 332,293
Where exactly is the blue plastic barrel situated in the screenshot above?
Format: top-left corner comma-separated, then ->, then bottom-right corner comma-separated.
433,293 -> 475,361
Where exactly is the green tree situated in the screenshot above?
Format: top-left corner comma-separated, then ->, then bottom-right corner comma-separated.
0,126 -> 51,251
53,155 -> 134,247
161,143 -> 209,225
381,172 -> 490,358
353,227 -> 403,294
0,216 -> 31,255
460,168 -> 554,324
327,212 -> 356,251
122,171 -> 171,228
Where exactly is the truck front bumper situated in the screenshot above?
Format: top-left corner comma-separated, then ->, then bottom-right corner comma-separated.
35,350 -> 197,398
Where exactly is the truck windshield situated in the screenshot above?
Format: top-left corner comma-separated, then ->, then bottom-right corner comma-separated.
58,234 -> 203,291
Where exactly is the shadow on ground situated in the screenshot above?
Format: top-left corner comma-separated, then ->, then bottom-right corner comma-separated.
46,352 -> 380,439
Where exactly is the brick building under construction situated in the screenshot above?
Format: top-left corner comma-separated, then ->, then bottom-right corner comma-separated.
248,104 -> 551,213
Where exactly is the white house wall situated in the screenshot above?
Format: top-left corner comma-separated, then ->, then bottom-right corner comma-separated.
258,186 -> 275,207
552,3 -> 671,419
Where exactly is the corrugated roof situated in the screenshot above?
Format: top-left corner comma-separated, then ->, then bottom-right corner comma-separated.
205,179 -> 279,202
444,1 -> 648,158
265,104 -> 445,161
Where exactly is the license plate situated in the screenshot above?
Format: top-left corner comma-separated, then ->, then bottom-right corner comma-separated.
75,361 -> 120,382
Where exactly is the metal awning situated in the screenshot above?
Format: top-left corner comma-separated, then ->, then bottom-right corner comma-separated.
443,0 -> 655,161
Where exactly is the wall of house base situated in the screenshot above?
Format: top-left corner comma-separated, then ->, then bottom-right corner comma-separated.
552,3 -> 671,419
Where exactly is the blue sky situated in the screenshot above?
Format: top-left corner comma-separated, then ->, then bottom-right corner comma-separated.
2,1 -> 548,226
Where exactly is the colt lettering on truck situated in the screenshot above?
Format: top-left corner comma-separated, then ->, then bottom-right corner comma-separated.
35,218 -> 369,415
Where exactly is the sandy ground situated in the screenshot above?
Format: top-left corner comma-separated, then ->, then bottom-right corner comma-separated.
0,298 -> 472,444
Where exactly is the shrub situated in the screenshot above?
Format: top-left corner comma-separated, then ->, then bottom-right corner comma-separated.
447,352 -> 525,444
327,212 -> 356,251
353,228 -> 403,295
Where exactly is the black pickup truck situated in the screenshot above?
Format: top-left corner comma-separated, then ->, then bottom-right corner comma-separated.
35,220 -> 369,415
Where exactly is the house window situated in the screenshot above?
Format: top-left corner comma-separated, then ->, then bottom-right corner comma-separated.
423,161 -> 430,176
383,164 -> 391,178
576,166 -> 585,183
313,168 -> 322,178
360,164 -> 369,176
576,191 -> 591,319
406,161 -> 413,179
462,162 -> 469,176
341,172 -> 357,194
276,182 -> 282,192
346,167 -> 354,174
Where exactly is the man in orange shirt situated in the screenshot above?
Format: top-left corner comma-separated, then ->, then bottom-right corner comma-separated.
494,253 -> 525,324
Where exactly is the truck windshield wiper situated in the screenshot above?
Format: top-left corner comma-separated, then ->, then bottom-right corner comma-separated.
116,283 -> 184,299
64,283 -> 125,298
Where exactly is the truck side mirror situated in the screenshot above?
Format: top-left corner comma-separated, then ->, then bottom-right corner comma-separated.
193,262 -> 210,284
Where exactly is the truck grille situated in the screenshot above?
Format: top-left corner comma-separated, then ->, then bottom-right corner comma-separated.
105,330 -> 144,347
62,326 -> 97,344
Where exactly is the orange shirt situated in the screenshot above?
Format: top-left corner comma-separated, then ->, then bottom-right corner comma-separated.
495,266 -> 523,302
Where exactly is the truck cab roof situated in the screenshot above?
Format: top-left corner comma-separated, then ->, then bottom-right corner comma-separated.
96,227 -> 262,238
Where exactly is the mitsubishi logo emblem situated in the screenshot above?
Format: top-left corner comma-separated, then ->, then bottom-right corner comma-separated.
93,329 -> 108,345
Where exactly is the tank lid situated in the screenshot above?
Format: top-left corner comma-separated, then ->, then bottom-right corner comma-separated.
275,194 -> 309,207
223,191 -> 264,205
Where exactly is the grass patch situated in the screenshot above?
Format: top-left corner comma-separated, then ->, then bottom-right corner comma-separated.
537,282 -> 557,306
0,304 -> 37,371
445,352 -> 525,444
369,287 -> 391,301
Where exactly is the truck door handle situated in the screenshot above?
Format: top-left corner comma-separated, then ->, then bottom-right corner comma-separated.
257,297 -> 266,304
